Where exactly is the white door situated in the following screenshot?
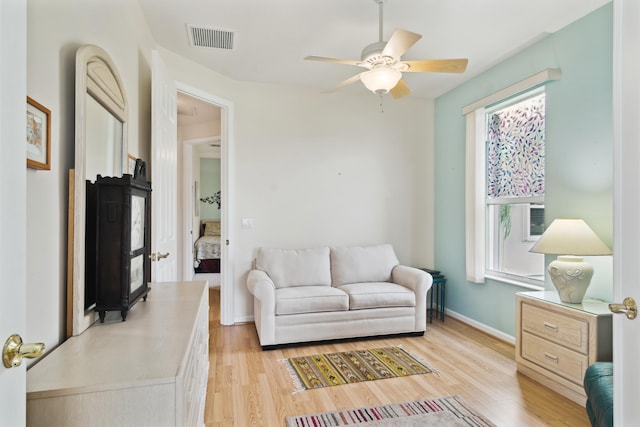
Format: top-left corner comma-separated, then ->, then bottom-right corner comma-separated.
151,50 -> 178,281
181,141 -> 195,281
0,0 -> 28,424
612,0 -> 640,425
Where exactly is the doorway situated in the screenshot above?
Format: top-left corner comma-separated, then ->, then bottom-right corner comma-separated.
177,92 -> 222,285
174,84 -> 234,326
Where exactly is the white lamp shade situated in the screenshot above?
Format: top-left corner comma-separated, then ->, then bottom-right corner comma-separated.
360,68 -> 402,95
529,218 -> 611,256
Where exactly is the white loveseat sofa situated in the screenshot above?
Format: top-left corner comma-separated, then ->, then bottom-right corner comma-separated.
246,244 -> 432,349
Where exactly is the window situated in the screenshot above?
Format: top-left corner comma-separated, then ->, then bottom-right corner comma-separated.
484,90 -> 545,284
463,69 -> 560,286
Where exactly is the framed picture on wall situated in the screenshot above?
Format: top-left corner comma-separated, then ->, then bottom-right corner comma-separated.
26,96 -> 51,170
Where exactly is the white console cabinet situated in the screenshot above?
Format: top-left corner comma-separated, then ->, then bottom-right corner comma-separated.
27,281 -> 209,427
516,291 -> 612,404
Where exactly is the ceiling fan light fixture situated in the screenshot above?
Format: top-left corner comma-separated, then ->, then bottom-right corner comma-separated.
304,0 -> 467,99
360,68 -> 401,94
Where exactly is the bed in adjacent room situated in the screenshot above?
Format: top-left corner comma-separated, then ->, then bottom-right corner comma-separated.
194,220 -> 221,273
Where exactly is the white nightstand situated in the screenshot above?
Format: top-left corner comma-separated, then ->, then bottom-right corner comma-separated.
515,291 -> 612,404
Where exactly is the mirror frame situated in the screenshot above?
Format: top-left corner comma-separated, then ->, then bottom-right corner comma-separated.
69,45 -> 128,336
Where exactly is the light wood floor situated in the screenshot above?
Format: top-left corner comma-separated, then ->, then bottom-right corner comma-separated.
204,289 -> 590,426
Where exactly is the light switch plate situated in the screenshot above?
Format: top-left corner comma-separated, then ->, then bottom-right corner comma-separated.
241,217 -> 253,229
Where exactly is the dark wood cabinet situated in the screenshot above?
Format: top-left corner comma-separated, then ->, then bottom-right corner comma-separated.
85,161 -> 152,322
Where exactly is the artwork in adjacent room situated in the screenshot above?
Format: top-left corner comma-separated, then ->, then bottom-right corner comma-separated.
199,158 -> 221,220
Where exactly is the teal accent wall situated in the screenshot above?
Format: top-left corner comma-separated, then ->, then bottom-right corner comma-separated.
434,4 -> 613,337
200,158 -> 221,220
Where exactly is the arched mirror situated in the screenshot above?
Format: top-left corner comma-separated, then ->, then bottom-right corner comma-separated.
69,45 -> 127,335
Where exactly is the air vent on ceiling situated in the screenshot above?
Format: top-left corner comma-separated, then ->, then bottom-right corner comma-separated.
187,24 -> 235,50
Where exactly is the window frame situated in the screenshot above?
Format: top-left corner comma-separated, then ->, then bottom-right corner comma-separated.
462,69 -> 560,287
484,205 -> 545,289
484,89 -> 545,286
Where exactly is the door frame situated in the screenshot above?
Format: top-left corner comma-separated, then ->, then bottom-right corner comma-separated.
176,82 -> 235,325
181,139 -> 196,281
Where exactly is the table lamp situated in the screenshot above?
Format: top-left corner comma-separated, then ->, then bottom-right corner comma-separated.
529,219 -> 612,303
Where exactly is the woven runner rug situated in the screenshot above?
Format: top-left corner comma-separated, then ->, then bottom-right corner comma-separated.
281,346 -> 432,393
285,395 -> 496,427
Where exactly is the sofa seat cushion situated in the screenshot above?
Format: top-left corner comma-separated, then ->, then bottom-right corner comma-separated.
256,246 -> 331,288
330,244 -> 399,287
336,282 -> 415,310
275,286 -> 348,315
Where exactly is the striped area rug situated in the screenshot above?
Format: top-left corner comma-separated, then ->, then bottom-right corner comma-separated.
281,346 -> 432,393
285,395 -> 497,427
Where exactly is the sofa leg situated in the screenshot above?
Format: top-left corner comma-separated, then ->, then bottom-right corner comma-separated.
261,345 -> 277,351
409,331 -> 425,337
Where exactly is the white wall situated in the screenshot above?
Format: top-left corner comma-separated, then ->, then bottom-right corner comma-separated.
160,48 -> 436,321
200,158 -> 221,221
26,0 -> 155,352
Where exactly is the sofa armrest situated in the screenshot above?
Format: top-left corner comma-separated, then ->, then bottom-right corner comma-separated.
392,265 -> 432,331
247,270 -> 275,301
392,265 -> 432,295
246,269 -> 276,346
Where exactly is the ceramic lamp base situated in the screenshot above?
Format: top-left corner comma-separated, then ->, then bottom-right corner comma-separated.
548,255 -> 594,303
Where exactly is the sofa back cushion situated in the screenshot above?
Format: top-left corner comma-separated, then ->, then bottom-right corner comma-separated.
330,244 -> 399,286
255,246 -> 331,288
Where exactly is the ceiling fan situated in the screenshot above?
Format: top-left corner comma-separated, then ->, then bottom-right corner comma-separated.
305,0 -> 468,98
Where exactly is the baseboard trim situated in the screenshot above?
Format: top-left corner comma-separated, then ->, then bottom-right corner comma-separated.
444,308 -> 515,345
235,314 -> 254,323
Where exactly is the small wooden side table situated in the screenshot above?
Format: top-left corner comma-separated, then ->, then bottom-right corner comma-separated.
419,268 -> 447,323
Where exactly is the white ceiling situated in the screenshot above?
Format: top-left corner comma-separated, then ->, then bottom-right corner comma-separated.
177,92 -> 221,157
139,0 -> 610,99
177,92 -> 221,126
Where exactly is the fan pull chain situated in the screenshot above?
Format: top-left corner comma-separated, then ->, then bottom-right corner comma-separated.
379,95 -> 384,113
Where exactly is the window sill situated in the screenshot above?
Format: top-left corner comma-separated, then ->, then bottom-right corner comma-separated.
484,273 -> 544,291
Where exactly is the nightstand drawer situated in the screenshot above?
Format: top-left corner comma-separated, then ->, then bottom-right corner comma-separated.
521,331 -> 589,385
522,302 -> 588,354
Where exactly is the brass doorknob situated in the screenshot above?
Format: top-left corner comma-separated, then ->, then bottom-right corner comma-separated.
609,297 -> 638,320
3,334 -> 45,368
149,252 -> 170,262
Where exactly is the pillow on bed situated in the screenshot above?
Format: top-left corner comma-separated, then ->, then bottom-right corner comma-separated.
204,221 -> 221,236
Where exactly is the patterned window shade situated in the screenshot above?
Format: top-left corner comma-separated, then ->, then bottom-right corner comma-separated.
486,93 -> 545,199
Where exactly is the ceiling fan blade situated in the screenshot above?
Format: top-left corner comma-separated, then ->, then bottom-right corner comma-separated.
390,79 -> 411,99
322,73 -> 363,93
304,56 -> 363,67
402,58 -> 469,74
382,29 -> 422,60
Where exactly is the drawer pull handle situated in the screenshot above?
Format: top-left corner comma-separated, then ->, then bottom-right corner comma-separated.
544,353 -> 559,363
543,322 -> 558,331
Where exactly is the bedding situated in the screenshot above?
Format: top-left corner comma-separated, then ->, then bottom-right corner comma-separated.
194,220 -> 221,273
195,235 -> 221,261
